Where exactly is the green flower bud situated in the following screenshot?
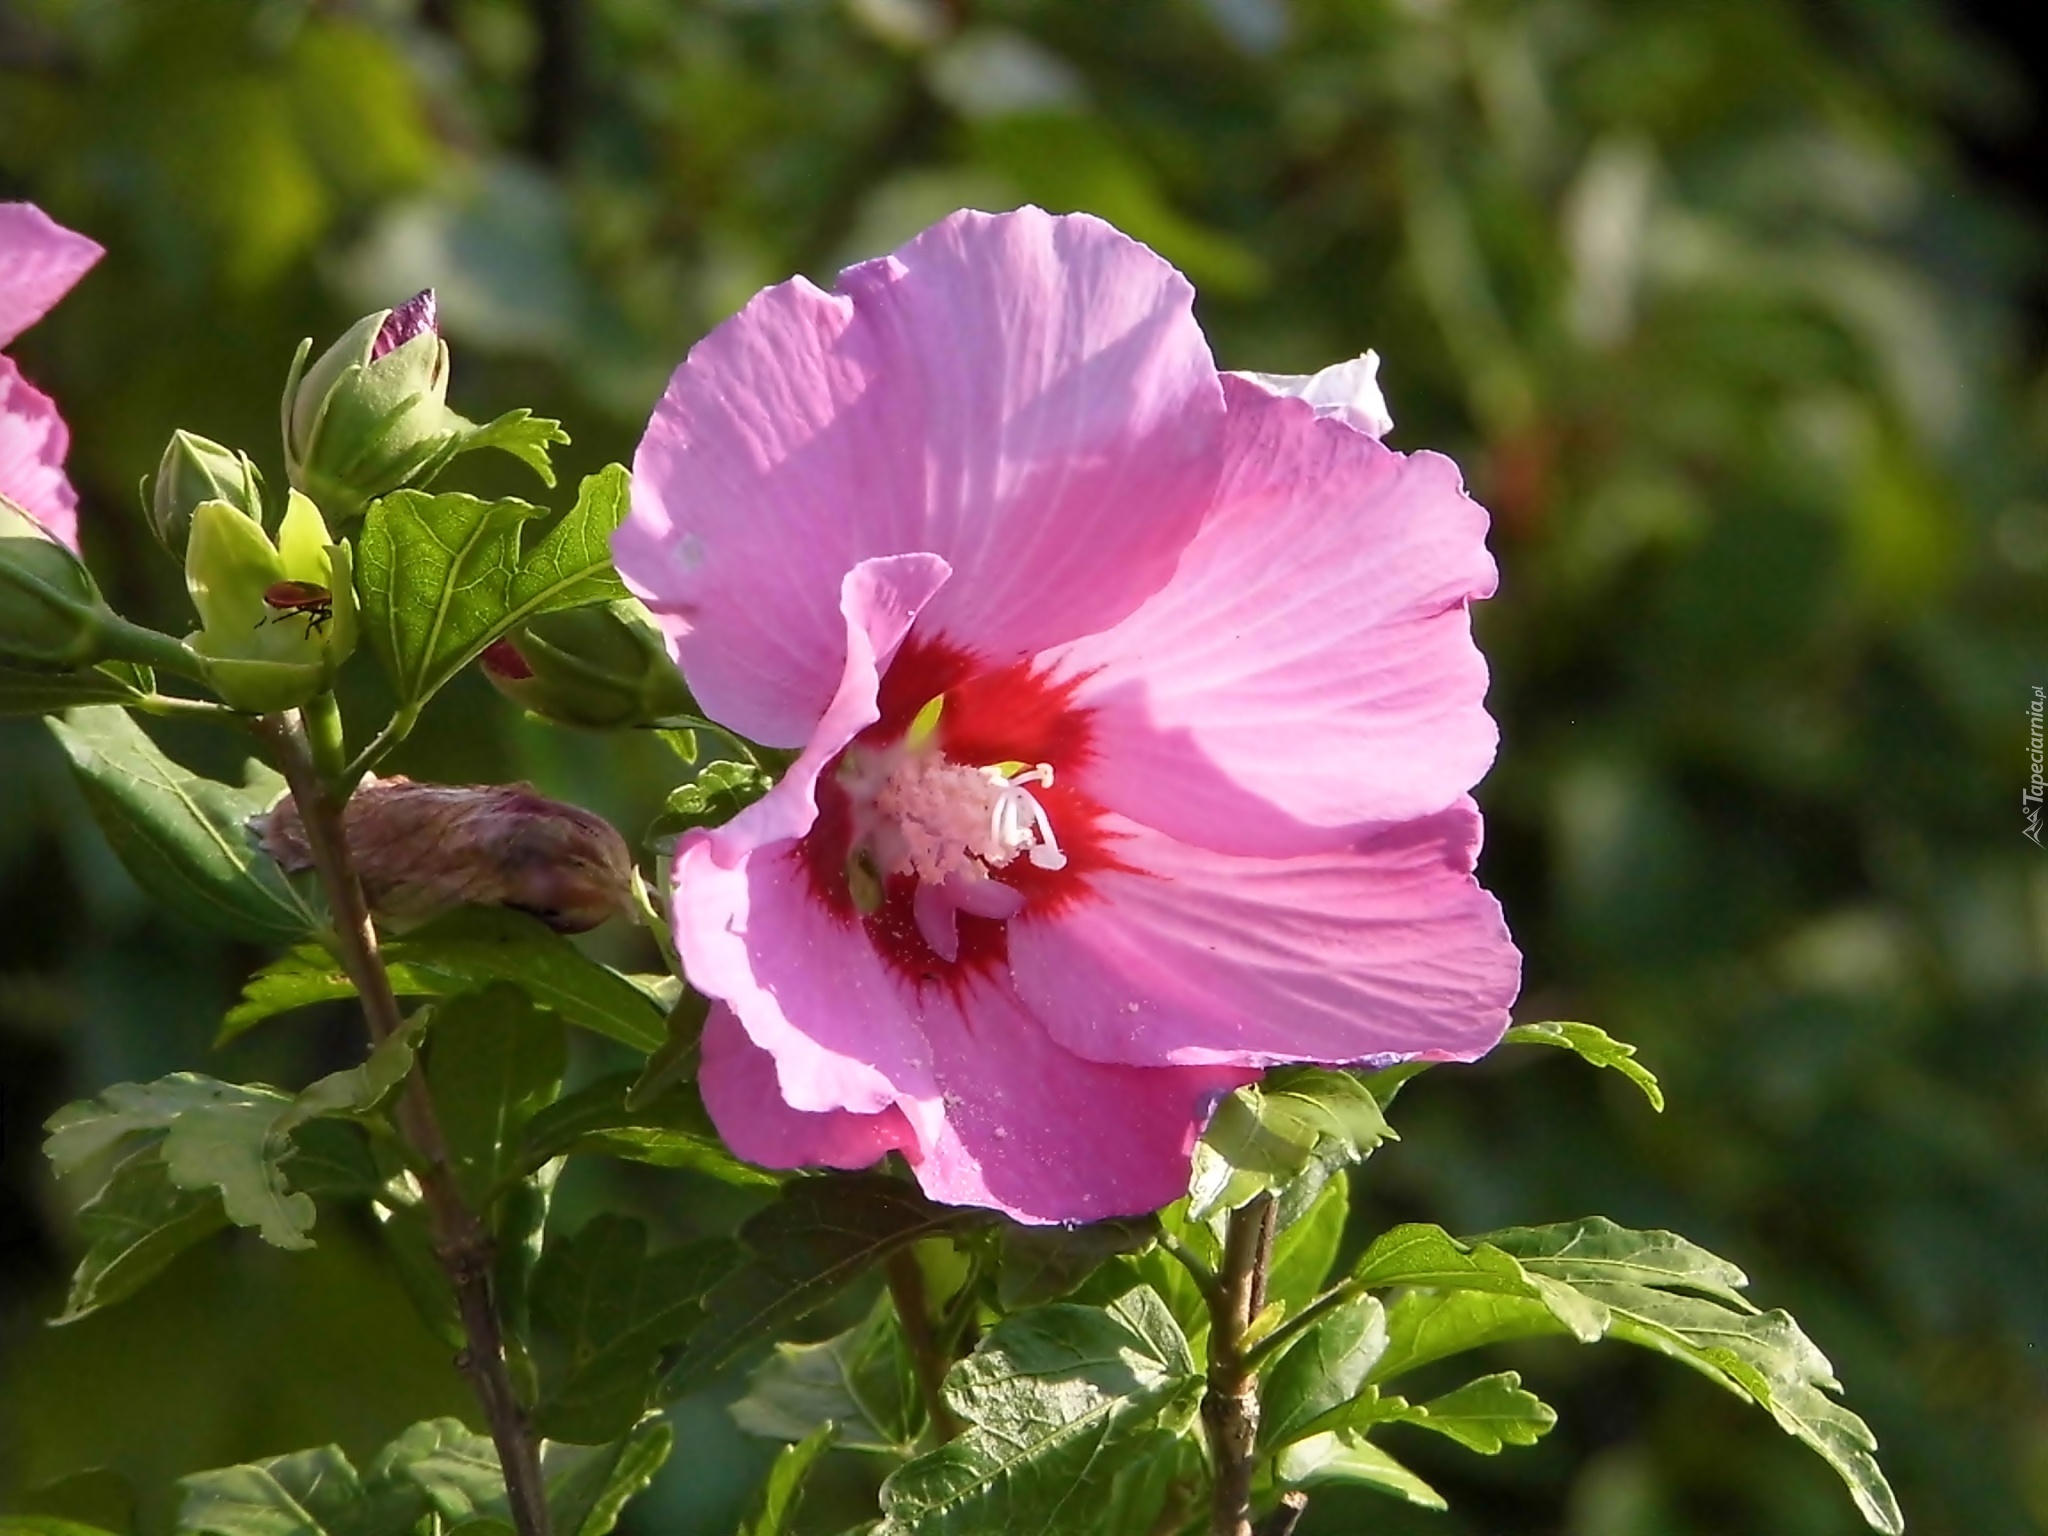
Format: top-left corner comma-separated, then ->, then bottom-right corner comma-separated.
146,430 -> 264,554
0,497 -> 115,665
185,490 -> 358,712
480,599 -> 698,730
281,290 -> 465,523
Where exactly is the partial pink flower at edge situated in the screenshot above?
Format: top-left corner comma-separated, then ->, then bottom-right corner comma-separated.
621,206 -> 1522,1223
0,202 -> 104,552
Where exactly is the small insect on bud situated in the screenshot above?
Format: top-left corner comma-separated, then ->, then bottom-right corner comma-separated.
254,776 -> 638,934
256,580 -> 335,639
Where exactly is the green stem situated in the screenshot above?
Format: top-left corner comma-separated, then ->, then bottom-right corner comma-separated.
253,712 -> 552,1536
344,703 -> 419,785
302,691 -> 348,784
1242,1279 -> 1364,1374
1205,1195 -> 1276,1536
131,693 -> 245,723
886,1249 -> 965,1445
97,616 -> 212,684
1157,1227 -> 1225,1307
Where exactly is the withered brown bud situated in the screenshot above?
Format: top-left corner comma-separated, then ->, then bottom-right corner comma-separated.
256,776 -> 637,934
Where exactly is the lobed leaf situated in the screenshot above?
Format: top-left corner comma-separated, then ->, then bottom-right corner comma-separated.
646,760 -> 775,847
49,707 -> 318,945
357,466 -> 628,714
1501,1021 -> 1664,1110
450,409 -> 571,488
878,1287 -> 1201,1536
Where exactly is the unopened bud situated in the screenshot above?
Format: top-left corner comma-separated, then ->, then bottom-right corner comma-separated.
147,430 -> 264,553
480,600 -> 698,730
255,776 -> 637,934
0,496 -> 114,665
282,289 -> 462,522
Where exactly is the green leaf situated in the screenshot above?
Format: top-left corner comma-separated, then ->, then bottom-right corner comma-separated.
281,1120 -> 385,1204
647,760 -> 775,846
1350,1223 -> 1610,1343
1372,1218 -> 1903,1535
1502,1021 -> 1664,1111
996,1217 -> 1159,1311
737,1426 -> 832,1536
358,489 -> 539,708
49,707 -> 317,944
1266,1169 -> 1348,1315
1395,1371 -> 1557,1454
1479,1215 -> 1754,1310
357,466 -> 628,713
1258,1292 -> 1387,1451
533,1214 -> 734,1444
878,1287 -> 1201,1536
1274,1433 -> 1445,1508
425,983 -> 566,1211
0,660 -> 142,716
0,1521 -> 124,1536
667,1173 -> 996,1391
1187,1068 -> 1394,1223
504,464 -> 631,616
626,987 -> 709,1111
46,1075 -> 316,1250
55,1147 -> 229,1324
451,409 -> 571,488
518,1071 -> 777,1186
543,1420 -> 673,1536
731,1293 -> 919,1454
366,1420 -> 503,1525
221,911 -> 667,1051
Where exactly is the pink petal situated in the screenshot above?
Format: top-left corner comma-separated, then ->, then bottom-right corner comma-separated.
1048,378 -> 1499,856
1008,802 -> 1521,1070
673,554 -> 953,1117
0,357 -> 80,551
896,980 -> 1251,1224
0,202 -> 102,349
697,975 -> 1250,1225
1231,350 -> 1394,439
698,1003 -> 918,1170
620,206 -> 1225,747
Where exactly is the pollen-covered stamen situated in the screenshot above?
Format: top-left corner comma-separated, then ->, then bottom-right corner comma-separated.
863,752 -> 1069,885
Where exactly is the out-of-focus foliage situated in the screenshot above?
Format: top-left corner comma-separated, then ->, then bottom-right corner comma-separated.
1,1 -> 2043,1533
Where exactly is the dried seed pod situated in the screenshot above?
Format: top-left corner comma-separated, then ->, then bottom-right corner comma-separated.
256,776 -> 636,934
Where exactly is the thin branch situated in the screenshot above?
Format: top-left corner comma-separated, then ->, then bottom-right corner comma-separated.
1156,1227 -> 1225,1306
1204,1194 -> 1274,1536
886,1248 -> 964,1444
254,710 -> 552,1536
1241,1279 -> 1365,1375
1254,1491 -> 1309,1536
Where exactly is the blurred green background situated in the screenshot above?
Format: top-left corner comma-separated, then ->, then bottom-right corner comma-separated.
3,0 -> 2045,1532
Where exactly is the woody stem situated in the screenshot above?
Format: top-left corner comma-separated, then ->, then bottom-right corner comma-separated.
255,711 -> 552,1536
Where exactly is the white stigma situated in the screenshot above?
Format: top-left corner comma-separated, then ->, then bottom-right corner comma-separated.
867,754 -> 1068,883
989,763 -> 1068,871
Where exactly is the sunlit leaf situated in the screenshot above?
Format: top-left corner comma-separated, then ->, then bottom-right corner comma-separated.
1274,1432 -> 1445,1508
1502,1021 -> 1664,1111
878,1286 -> 1201,1536
1187,1068 -> 1394,1223
646,760 -> 774,848
1257,1292 -> 1387,1452
730,1293 -> 918,1454
543,1419 -> 673,1535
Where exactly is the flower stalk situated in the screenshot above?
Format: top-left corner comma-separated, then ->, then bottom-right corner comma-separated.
252,710 -> 552,1536
1205,1193 -> 1277,1536
885,1248 -> 964,1445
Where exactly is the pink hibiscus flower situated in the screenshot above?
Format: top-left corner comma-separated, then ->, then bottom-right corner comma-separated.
0,202 -> 103,551
616,208 -> 1520,1223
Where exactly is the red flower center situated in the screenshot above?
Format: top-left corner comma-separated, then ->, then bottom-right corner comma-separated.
797,633 -> 1120,983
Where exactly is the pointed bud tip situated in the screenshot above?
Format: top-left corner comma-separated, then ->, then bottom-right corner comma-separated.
373,289 -> 438,359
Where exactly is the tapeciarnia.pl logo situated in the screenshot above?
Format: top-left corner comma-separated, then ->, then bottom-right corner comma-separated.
2027,685 -> 2045,847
